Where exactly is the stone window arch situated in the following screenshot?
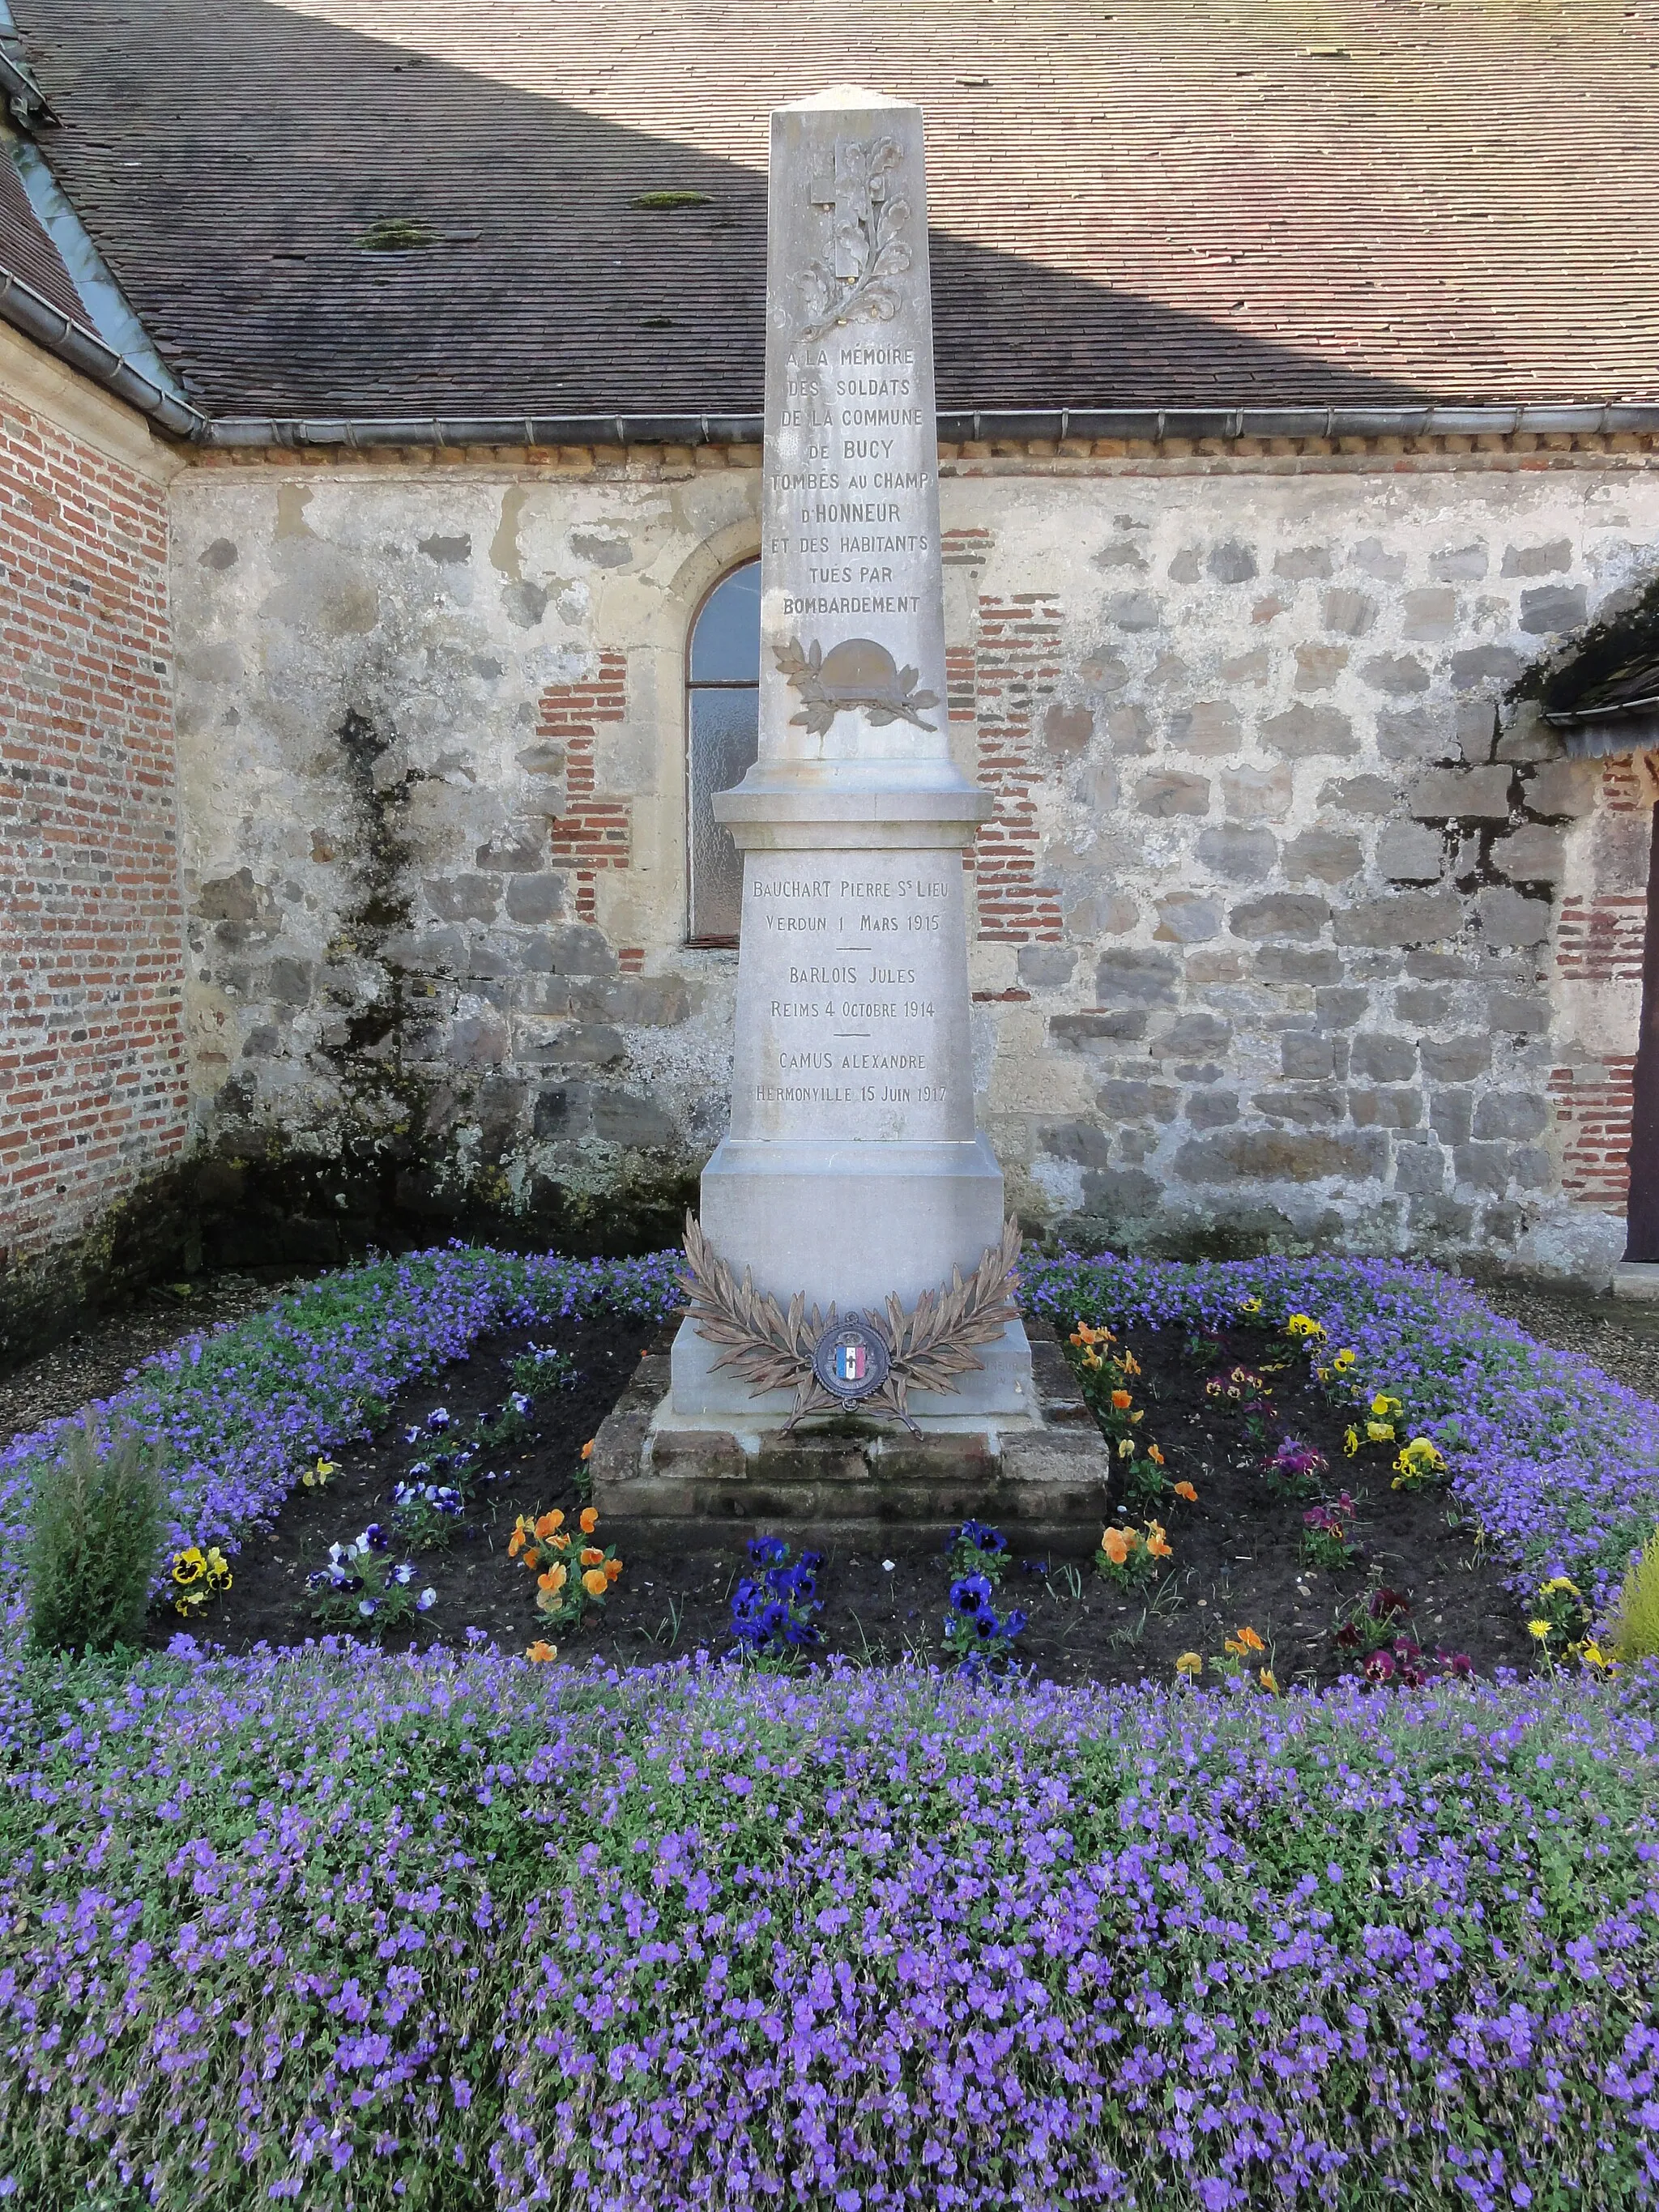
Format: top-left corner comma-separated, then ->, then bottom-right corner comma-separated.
686,556 -> 760,944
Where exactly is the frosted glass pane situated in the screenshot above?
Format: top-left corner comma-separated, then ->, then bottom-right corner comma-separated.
689,560 -> 761,683
689,687 -> 759,939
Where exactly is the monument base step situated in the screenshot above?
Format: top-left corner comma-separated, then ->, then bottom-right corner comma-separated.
1613,1261 -> 1659,1302
590,1321 -> 1114,1536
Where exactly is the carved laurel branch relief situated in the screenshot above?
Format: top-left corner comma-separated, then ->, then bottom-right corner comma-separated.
774,635 -> 939,735
800,135 -> 912,343
680,1214 -> 1022,1434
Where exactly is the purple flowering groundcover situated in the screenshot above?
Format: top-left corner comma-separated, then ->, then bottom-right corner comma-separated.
1022,1251 -> 1659,1613
0,1243 -> 684,1611
0,1246 -> 1656,2206
0,1647 -> 1654,2209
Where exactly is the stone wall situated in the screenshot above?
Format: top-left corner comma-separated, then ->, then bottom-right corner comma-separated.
169,441 -> 1659,1281
0,327 -> 187,1281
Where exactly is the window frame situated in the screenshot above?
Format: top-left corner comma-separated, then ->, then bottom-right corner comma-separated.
684,556 -> 761,948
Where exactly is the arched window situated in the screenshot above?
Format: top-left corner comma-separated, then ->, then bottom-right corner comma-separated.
687,558 -> 761,944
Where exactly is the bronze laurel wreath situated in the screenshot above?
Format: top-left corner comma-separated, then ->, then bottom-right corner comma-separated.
679,1213 -> 1022,1434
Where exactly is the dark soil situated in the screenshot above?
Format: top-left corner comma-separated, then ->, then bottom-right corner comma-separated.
147,1309 -> 656,1658
172,1312 -> 1534,1690
0,1270 -> 314,1448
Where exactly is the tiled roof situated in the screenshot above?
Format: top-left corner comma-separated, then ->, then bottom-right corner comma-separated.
9,0 -> 1659,420
0,154 -> 86,328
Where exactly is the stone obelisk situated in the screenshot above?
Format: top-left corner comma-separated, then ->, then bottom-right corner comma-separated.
672,86 -> 1031,1422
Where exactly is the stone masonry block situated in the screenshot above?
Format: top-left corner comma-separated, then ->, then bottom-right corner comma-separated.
1039,1119 -> 1113,1169
1361,654 -> 1431,697
1401,588 -> 1457,641
1135,770 -> 1210,816
1230,893 -> 1329,941
1252,1086 -> 1343,1124
1017,944 -> 1077,987
1316,987 -> 1371,1028
1081,1166 -> 1163,1217
1350,1032 -> 1418,1081
1453,1141 -> 1516,1194
1354,539 -> 1406,582
1411,1195 -> 1475,1238
1322,588 -> 1377,636
1162,1011 -> 1232,1053
1207,539 -> 1259,583
1473,1090 -> 1548,1140
1261,702 -> 1357,757
1282,1033 -> 1334,1079
1197,825 -> 1277,882
1394,985 -> 1452,1025
1376,708 -> 1435,764
1093,949 -> 1180,1007
1478,888 -> 1552,945
1523,761 -> 1597,818
1051,1012 -> 1148,1052
1320,774 -> 1397,815
1274,544 -> 1333,580
1421,1035 -> 1491,1080
1410,767 -> 1513,820
1349,1087 -> 1422,1129
1186,1087 -> 1240,1127
1430,1089 -> 1473,1144
1519,585 -> 1588,635
424,873 -> 502,922
1491,824 -> 1566,884
591,1088 -> 676,1148
1434,543 -> 1489,582
1376,822 -> 1447,883
1173,1129 -> 1388,1184
1284,829 -> 1363,884
1222,765 -> 1293,819
1098,1079 -> 1180,1122
505,873 -> 569,923
1332,892 -> 1463,948
1294,645 -> 1348,691
1488,990 -> 1549,1034
1154,894 -> 1220,942
1256,946 -> 1344,983
1502,540 -> 1572,577
1168,701 -> 1241,755
1394,1143 -> 1447,1194
1451,646 -> 1525,692
532,1082 -> 593,1139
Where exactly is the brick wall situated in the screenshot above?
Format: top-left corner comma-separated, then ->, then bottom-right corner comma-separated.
970,595 -> 1065,944
0,390 -> 186,1264
540,650 -> 631,924
1550,758 -> 1654,1208
1548,1060 -> 1638,1208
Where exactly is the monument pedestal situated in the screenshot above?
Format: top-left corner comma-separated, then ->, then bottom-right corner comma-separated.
595,1322 -> 1114,1541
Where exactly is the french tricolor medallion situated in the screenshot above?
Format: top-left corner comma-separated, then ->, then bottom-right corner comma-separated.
812,1319 -> 891,1402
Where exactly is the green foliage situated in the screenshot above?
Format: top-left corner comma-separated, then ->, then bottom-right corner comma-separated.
508,1344 -> 578,1395
25,1419 -> 164,1656
358,216 -> 437,250
1607,1527 -> 1659,1663
629,189 -> 710,209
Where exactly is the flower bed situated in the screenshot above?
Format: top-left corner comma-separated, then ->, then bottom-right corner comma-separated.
2,1247 -> 1659,2202
0,1643 -> 1655,2208
0,1246 -> 682,1615
1024,1251 -> 1659,1610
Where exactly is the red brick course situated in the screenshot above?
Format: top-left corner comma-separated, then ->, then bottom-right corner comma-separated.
1550,758 -> 1654,1207
1549,1060 -> 1638,1208
540,651 -> 630,924
0,393 -> 186,1263
968,595 -> 1065,943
